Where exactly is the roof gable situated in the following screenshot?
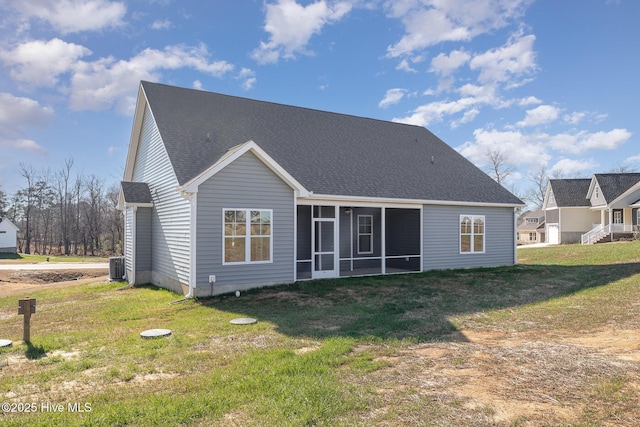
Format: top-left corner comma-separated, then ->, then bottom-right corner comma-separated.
0,217 -> 19,232
587,173 -> 640,203
180,140 -> 310,197
138,81 -> 523,206
546,179 -> 592,207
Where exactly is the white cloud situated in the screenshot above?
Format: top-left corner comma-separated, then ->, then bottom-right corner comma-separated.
563,111 -> 586,125
0,93 -> 54,137
9,0 -> 126,34
0,93 -> 52,155
193,80 -> 203,90
237,68 -> 257,90
625,154 -> 640,164
394,84 -> 499,127
451,108 -> 480,128
393,96 -> 480,126
252,0 -> 352,64
0,139 -> 47,154
379,88 -> 407,108
547,128 -> 631,154
550,158 -> 597,177
69,44 -> 234,113
396,58 -> 417,73
430,49 -> 470,76
457,128 -> 550,167
469,30 -> 537,86
151,19 -> 172,30
516,104 -> 561,127
0,38 -> 91,88
518,96 -> 542,106
385,0 -> 532,57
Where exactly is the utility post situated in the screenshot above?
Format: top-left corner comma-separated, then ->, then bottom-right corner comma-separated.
18,297 -> 36,342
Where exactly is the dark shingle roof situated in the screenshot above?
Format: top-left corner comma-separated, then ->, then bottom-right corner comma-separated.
548,179 -> 592,207
593,173 -> 640,202
141,81 -> 522,205
121,181 -> 153,204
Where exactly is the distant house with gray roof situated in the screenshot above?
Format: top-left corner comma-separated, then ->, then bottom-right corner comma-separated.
119,81 -> 523,296
517,209 -> 545,245
543,174 -> 640,244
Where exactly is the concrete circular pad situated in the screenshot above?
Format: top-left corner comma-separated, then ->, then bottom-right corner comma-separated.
230,318 -> 257,325
0,339 -> 12,348
140,329 -> 172,339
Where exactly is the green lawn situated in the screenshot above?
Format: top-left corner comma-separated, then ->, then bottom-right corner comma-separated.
0,241 -> 639,426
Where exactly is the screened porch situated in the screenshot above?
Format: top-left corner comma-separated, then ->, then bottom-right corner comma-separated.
296,205 -> 422,280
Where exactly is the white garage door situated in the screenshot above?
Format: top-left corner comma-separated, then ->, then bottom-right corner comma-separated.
547,225 -> 559,244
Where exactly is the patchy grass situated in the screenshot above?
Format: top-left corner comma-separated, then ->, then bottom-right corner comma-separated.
0,253 -> 109,264
0,241 -> 639,425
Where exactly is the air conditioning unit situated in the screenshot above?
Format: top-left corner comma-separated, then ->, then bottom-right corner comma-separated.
109,256 -> 126,281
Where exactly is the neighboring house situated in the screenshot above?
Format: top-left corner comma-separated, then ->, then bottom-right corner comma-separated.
119,81 -> 524,297
543,179 -> 598,244
0,217 -> 19,253
517,209 -> 545,245
543,174 -> 640,245
582,173 -> 640,244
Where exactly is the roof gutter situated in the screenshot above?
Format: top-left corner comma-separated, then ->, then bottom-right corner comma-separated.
300,193 -> 525,208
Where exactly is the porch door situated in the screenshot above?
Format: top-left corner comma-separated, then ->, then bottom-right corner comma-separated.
312,209 -> 338,279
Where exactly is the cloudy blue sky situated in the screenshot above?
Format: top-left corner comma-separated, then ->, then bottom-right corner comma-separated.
0,0 -> 638,203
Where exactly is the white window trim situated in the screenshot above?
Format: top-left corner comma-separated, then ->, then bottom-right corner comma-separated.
613,210 -> 623,224
459,214 -> 486,255
357,214 -> 373,255
223,208 -> 273,265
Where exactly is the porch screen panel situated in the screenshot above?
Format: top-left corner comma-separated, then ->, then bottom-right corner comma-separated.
296,205 -> 312,279
385,208 -> 421,273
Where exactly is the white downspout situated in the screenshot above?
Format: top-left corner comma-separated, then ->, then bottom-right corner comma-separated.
130,206 -> 137,285
186,192 -> 197,298
513,208 -> 518,265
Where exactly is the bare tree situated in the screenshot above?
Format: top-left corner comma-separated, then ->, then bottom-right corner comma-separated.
16,164 -> 38,254
83,175 -> 106,256
485,149 -> 515,186
0,185 -> 7,217
56,158 -> 76,255
609,164 -> 637,173
105,185 -> 123,254
524,165 -> 549,209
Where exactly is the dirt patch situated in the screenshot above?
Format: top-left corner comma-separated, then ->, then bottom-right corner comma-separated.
0,269 -> 108,297
353,328 -> 640,426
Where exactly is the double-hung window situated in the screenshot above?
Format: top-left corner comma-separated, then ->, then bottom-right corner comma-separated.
224,209 -> 272,264
460,215 -> 485,254
357,215 -> 373,254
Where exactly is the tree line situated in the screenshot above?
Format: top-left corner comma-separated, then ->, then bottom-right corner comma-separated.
0,159 -> 122,256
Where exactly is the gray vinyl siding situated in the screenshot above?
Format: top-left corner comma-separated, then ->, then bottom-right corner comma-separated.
339,207 -> 381,259
131,104 -> 190,290
545,208 -> 559,224
423,205 -> 515,270
195,151 -> 295,295
135,207 -> 152,271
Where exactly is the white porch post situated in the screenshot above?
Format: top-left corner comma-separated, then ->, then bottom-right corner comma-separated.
608,208 -> 613,242
381,207 -> 386,275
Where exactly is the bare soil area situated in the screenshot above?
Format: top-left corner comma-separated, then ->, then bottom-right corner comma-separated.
354,328 -> 640,425
0,269 -> 108,297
